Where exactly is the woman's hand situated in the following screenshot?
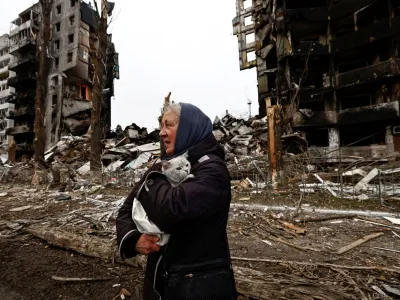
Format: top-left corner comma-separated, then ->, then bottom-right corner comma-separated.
135,234 -> 161,255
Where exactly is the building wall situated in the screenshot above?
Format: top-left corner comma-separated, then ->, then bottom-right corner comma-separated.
233,0 -> 400,158
0,34 -> 15,151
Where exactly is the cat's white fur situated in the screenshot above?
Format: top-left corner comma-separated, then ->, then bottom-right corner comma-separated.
131,153 -> 194,246
161,153 -> 194,187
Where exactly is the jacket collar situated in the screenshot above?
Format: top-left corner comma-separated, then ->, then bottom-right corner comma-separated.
187,134 -> 225,165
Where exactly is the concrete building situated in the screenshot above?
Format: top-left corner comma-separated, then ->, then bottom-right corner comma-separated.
0,34 -> 15,153
233,0 -> 400,160
5,0 -> 118,158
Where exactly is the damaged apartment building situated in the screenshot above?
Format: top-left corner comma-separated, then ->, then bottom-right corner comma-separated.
233,0 -> 400,159
5,0 -> 119,158
0,34 -> 15,154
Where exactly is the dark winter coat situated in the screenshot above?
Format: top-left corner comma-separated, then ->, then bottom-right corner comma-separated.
116,134 -> 237,299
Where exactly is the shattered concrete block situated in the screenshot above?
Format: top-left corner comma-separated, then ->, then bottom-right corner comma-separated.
230,135 -> 253,146
77,162 -> 90,175
105,160 -> 125,172
125,152 -> 152,170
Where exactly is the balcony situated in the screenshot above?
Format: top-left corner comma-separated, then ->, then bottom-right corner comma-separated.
7,73 -> 36,88
338,101 -> 400,125
292,111 -> 337,128
5,125 -> 32,136
6,106 -> 35,119
8,54 -> 38,71
336,59 -> 400,89
0,66 -> 9,80
7,91 -> 35,104
9,37 -> 36,55
0,87 -> 15,100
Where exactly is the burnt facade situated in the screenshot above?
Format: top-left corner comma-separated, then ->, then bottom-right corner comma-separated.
5,0 -> 119,158
233,0 -> 400,159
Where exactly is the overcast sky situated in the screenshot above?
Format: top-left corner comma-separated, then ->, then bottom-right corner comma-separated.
0,0 -> 258,132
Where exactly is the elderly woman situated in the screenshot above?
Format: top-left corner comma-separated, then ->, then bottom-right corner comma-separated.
116,103 -> 237,299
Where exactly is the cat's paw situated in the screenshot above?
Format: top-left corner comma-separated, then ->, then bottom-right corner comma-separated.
187,174 -> 195,179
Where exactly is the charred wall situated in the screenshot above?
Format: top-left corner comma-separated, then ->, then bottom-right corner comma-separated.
233,0 -> 400,156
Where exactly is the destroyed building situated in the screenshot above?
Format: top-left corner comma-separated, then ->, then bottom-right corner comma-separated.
0,34 -> 15,154
233,0 -> 400,160
5,0 -> 119,158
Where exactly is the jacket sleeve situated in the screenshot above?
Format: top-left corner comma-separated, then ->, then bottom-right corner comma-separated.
116,163 -> 162,259
137,159 -> 230,234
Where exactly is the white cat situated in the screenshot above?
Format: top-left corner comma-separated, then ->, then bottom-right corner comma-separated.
161,154 -> 195,187
131,154 -> 194,246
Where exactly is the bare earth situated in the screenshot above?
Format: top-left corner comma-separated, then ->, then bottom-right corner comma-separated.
0,183 -> 399,299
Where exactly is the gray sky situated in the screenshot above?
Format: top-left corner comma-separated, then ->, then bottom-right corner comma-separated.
0,0 -> 258,132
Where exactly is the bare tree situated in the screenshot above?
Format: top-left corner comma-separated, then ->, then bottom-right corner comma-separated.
34,0 -> 53,167
90,0 -> 108,176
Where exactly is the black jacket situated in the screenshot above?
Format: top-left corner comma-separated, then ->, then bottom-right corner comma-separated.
116,134 -> 236,299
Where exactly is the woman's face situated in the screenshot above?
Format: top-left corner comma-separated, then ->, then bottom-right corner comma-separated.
160,110 -> 179,155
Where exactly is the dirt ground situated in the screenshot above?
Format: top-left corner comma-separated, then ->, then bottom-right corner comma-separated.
0,236 -> 144,300
1,183 -> 399,299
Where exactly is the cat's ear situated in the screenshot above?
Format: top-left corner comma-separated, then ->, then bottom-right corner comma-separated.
182,152 -> 189,159
162,161 -> 171,169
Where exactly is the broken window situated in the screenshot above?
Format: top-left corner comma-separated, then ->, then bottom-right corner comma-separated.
68,34 -> 74,44
285,0 -> 326,9
55,22 -> 61,32
298,100 -> 325,111
52,76 -> 59,87
54,57 -> 59,68
244,16 -> 252,27
340,123 -> 386,146
80,86 -> 87,100
52,94 -> 57,106
247,51 -> 256,61
54,39 -> 60,51
305,128 -> 329,147
243,0 -> 252,10
70,0 -> 76,7
246,33 -> 255,44
341,95 -> 371,110
56,5 -> 62,14
69,15 -> 75,26
67,52 -> 73,63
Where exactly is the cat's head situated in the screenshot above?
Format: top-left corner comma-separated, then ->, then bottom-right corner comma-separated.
162,154 -> 191,183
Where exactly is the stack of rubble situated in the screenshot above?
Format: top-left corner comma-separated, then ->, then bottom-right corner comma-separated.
213,112 -> 268,158
213,112 -> 307,160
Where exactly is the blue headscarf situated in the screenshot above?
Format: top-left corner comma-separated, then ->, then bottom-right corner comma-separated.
166,102 -> 213,159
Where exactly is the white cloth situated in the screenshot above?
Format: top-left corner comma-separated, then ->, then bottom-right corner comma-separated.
132,197 -> 170,246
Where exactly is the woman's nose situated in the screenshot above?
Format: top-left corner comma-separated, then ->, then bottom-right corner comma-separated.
159,128 -> 167,138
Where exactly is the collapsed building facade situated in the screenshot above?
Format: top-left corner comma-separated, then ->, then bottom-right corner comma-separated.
5,0 -> 119,158
233,0 -> 400,160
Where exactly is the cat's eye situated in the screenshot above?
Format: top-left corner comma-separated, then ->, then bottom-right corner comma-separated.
186,164 -> 189,167
177,167 -> 182,170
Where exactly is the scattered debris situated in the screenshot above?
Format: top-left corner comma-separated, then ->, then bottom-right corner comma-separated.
51,276 -> 114,282
337,232 -> 384,255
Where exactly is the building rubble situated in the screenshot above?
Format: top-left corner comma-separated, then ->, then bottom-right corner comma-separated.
0,111 -> 399,206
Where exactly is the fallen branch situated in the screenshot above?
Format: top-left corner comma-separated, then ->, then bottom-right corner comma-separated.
372,247 -> 400,254
330,268 -> 367,300
276,219 -> 305,234
296,214 -> 357,223
230,257 -> 400,275
25,224 -> 146,269
356,217 -> 400,231
268,235 -> 321,252
292,192 -> 303,219
52,276 -> 113,282
337,232 -> 384,255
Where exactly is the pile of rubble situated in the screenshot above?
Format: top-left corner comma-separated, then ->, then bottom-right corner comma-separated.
213,112 -> 307,159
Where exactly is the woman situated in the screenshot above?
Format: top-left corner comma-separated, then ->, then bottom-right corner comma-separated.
116,102 -> 237,299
